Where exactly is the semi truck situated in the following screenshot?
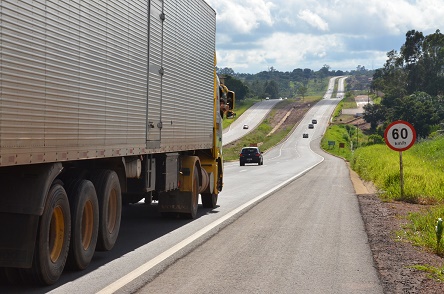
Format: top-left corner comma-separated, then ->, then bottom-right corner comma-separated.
0,0 -> 234,285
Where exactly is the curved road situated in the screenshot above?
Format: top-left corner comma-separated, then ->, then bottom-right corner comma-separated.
223,99 -> 280,145
137,76 -> 383,293
2,77 -> 382,294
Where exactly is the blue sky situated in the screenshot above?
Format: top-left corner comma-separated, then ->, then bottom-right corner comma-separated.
206,0 -> 444,74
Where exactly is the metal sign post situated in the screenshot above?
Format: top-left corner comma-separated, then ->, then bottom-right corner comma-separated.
384,120 -> 416,198
399,151 -> 404,197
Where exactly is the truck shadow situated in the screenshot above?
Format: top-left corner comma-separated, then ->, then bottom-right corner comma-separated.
0,202 -> 214,293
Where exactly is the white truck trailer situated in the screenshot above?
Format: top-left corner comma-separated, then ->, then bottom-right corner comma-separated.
0,0 -> 233,285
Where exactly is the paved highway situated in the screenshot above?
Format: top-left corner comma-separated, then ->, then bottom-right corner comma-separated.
136,76 -> 383,293
1,76 -> 382,293
139,140 -> 382,294
223,99 -> 280,145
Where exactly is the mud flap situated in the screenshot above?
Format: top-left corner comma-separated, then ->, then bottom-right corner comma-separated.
158,191 -> 191,214
0,213 -> 39,268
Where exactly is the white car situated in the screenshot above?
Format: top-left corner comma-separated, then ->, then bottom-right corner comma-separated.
243,124 -> 249,129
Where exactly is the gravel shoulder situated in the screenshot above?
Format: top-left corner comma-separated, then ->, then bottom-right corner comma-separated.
354,182 -> 444,293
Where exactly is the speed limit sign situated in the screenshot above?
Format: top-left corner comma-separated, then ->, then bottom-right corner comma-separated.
384,120 -> 416,151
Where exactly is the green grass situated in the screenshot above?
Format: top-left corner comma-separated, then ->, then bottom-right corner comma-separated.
340,92 -> 358,109
397,206 -> 444,257
409,264 -> 444,282
321,125 -> 353,161
350,137 -> 444,203
223,96 -> 322,161
223,99 -> 258,129
306,78 -> 330,96
322,90 -> 444,263
321,124 -> 369,161
330,93 -> 357,123
228,83 -> 444,263
323,91 -> 444,204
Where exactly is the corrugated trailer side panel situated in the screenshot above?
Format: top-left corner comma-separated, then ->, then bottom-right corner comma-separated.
160,0 -> 215,150
0,0 -> 217,167
0,0 -> 148,166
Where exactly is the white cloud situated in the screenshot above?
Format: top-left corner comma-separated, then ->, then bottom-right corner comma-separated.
209,0 -> 444,73
297,10 -> 329,31
207,0 -> 275,34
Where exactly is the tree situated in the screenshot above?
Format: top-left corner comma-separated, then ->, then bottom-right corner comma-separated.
264,80 -> 279,99
297,85 -> 308,100
217,67 -> 235,76
363,103 -> 385,130
401,30 -> 424,66
371,30 -> 444,137
317,64 -> 330,78
419,30 -> 444,96
223,75 -> 249,101
390,92 -> 439,138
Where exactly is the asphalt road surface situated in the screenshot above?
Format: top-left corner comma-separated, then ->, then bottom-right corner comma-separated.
223,99 -> 280,145
137,140 -> 382,294
135,76 -> 383,293
1,77 -> 382,294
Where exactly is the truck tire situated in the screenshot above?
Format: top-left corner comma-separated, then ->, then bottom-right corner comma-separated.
66,179 -> 99,270
90,170 -> 122,251
201,193 -> 218,209
184,168 -> 199,219
28,183 -> 71,285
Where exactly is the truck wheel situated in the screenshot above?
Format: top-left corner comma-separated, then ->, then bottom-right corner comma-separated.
184,168 -> 199,219
29,183 -> 71,285
66,180 -> 99,270
201,193 -> 218,209
90,170 -> 122,251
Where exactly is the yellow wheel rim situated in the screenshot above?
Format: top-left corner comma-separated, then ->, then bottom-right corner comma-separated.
49,206 -> 65,263
82,200 -> 94,250
107,189 -> 117,234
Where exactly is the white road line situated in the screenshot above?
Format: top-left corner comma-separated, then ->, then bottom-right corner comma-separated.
96,157 -> 324,294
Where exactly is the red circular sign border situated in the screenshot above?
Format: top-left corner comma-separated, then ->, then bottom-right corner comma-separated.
384,120 -> 417,151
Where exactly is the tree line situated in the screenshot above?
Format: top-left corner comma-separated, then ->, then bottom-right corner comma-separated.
365,29 -> 444,139
217,65 -> 350,101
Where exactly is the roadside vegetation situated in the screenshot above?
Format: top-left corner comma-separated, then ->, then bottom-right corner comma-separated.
399,205 -> 444,258
221,29 -> 444,263
320,29 -> 444,266
223,94 -> 325,161
350,138 -> 444,203
324,96 -> 444,262
323,94 -> 444,264
223,99 -> 257,129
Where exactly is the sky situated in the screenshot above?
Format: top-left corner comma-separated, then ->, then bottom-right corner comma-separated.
206,0 -> 444,74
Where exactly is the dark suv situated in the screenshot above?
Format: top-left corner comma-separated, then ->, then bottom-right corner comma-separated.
239,147 -> 263,166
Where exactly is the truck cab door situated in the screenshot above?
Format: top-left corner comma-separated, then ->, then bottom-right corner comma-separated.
146,0 -> 164,148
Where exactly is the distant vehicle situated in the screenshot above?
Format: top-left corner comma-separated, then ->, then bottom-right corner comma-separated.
312,119 -> 317,124
243,124 -> 249,129
303,133 -> 309,138
239,147 -> 263,166
265,97 -> 269,100
308,124 -> 314,129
